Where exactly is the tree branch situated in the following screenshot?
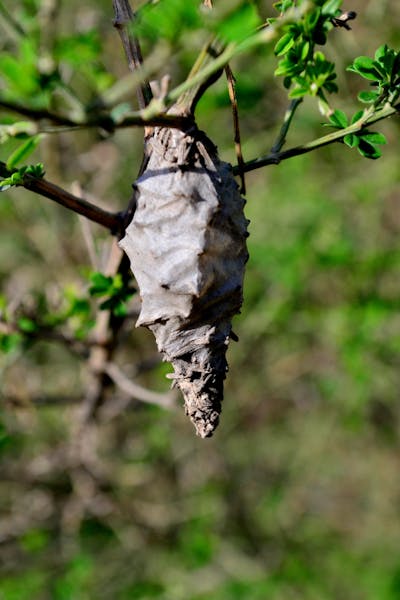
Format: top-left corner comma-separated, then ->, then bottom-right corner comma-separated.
235,102 -> 400,175
104,362 -> 176,409
112,0 -> 153,111
0,98 -> 85,126
162,3 -> 312,112
270,98 -> 303,154
0,98 -> 192,132
3,169 -> 124,233
0,317 -> 91,357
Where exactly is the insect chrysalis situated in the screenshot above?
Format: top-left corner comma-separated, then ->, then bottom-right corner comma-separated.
120,121 -> 248,437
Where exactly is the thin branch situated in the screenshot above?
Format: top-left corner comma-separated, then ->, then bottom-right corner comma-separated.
3,394 -> 83,406
225,65 -> 246,194
234,102 -> 400,175
26,177 -> 122,232
0,98 -> 80,126
0,1 -> 25,41
104,362 -> 176,409
175,35 -> 226,114
270,98 -> 303,154
0,98 -> 192,132
70,0 -> 155,431
0,318 -> 91,357
112,0 -> 153,110
163,3 -> 312,112
4,170 -> 123,232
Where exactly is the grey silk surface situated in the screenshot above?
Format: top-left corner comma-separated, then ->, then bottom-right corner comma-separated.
120,124 -> 248,437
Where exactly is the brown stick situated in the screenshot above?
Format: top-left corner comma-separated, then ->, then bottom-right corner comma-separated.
22,175 -> 122,233
225,65 -> 246,194
112,0 -> 153,111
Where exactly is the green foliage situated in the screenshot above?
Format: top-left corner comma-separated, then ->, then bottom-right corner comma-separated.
88,272 -> 136,317
215,3 -> 261,43
327,109 -> 387,159
273,0 -> 340,104
1,1 -> 400,599
133,0 -> 203,44
0,162 -> 45,191
5,134 -> 42,169
348,45 -> 400,106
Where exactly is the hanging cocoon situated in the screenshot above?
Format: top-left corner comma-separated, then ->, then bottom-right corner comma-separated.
119,122 -> 249,437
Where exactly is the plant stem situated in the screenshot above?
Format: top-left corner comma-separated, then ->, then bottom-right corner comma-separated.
19,173 -> 123,232
112,0 -> 153,110
162,2 -> 312,111
0,98 -> 192,132
270,98 -> 303,154
0,1 -> 25,41
236,102 -> 400,174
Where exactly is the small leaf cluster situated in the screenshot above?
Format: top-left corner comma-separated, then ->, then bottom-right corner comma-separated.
328,109 -> 387,159
348,45 -> 400,107
0,162 -> 45,192
0,286 -> 94,354
89,273 -> 136,318
273,0 -> 342,101
0,270 -> 136,356
0,6 -> 112,106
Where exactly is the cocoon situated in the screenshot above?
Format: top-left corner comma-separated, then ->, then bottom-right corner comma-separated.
120,122 -> 248,437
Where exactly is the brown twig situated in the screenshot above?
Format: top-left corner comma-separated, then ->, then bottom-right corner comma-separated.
0,317 -> 92,357
225,65 -> 246,194
112,0 -> 153,112
0,97 -> 192,132
104,362 -> 176,409
234,101 -> 400,175
22,174 -> 123,233
0,98 -> 78,126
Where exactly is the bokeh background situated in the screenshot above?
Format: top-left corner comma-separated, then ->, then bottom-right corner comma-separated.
1,0 -> 400,598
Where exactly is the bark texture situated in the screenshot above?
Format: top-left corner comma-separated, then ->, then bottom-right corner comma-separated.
119,121 -> 248,437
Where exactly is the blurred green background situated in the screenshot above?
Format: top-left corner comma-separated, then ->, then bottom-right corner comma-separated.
1,1 -> 400,598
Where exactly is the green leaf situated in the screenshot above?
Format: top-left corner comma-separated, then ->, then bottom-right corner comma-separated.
374,45 -> 387,62
17,317 -> 38,334
274,32 -> 295,56
0,332 -> 22,354
305,8 -> 321,31
357,139 -> 382,159
288,86 -> 309,98
54,32 -> 101,66
343,134 -> 359,148
358,90 -> 380,103
217,3 -> 260,42
25,163 -> 45,178
328,109 -> 348,128
361,131 -> 387,145
348,56 -> 381,81
351,110 -> 364,124
89,272 -> 113,296
6,135 -> 42,170
300,40 -> 310,60
321,0 -> 342,16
